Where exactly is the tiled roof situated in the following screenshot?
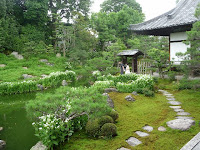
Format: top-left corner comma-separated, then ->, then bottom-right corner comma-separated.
117,50 -> 143,56
130,0 -> 200,35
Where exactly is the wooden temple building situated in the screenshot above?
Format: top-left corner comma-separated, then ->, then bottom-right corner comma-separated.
130,0 -> 200,65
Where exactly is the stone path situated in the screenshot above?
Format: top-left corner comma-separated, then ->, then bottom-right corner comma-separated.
117,89 -> 196,150
158,90 -> 195,131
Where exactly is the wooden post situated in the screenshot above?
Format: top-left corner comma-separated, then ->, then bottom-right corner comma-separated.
134,56 -> 138,73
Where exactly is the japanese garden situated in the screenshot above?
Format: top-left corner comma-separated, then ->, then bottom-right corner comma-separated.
0,0 -> 200,150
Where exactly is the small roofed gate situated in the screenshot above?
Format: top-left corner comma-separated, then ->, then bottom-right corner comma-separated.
137,60 -> 152,75
117,50 -> 144,73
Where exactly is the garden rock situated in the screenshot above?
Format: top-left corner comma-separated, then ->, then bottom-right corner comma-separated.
0,64 -> 6,68
0,140 -> 6,150
132,91 -> 138,96
167,119 -> 195,131
22,67 -> 28,69
166,98 -> 176,101
62,80 -> 68,86
117,147 -> 130,150
102,93 -> 114,108
46,62 -> 54,66
169,106 -> 181,109
126,137 -> 142,147
135,131 -> 149,137
104,88 -> 118,93
176,116 -> 194,119
11,51 -> 24,60
37,84 -> 44,91
142,125 -> 153,132
177,112 -> 191,116
163,93 -> 173,96
40,59 -> 48,62
22,74 -> 34,79
0,127 -> 3,131
56,53 -> 61,57
125,95 -> 135,102
173,109 -> 184,112
158,126 -> 166,131
30,141 -> 47,150
41,74 -> 47,78
168,101 -> 182,105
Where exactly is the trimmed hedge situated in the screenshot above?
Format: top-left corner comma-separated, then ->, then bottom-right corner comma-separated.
0,71 -> 76,95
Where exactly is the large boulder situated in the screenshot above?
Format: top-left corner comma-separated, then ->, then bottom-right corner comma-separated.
104,88 -> 118,93
102,93 -> 114,108
125,95 -> 135,102
0,140 -> 6,150
30,141 -> 47,150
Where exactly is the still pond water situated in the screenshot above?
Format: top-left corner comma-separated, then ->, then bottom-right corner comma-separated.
0,89 -> 54,150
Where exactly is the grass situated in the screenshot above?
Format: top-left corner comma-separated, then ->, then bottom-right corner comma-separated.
0,53 -> 66,82
60,89 -> 200,150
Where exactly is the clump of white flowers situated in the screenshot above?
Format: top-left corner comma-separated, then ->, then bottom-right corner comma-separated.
92,70 -> 101,77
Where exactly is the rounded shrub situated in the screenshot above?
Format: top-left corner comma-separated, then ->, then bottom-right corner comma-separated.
85,119 -> 100,137
143,88 -> 155,97
107,110 -> 119,122
98,115 -> 114,127
100,123 -> 117,138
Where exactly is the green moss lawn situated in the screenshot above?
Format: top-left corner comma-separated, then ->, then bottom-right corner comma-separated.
61,89 -> 200,150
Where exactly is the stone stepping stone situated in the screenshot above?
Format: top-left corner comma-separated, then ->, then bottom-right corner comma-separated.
117,147 -> 130,150
163,93 -> 173,96
167,119 -> 195,131
169,106 -> 181,109
135,131 -> 149,137
168,101 -> 182,105
0,64 -> 6,67
158,90 -> 166,93
40,59 -> 48,62
158,126 -> 166,132
177,112 -> 190,116
176,116 -> 194,119
173,109 -> 184,112
126,137 -> 142,147
142,125 -> 153,132
22,67 -> 28,69
166,98 -> 176,101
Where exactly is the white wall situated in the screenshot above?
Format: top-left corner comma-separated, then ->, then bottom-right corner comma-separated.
170,32 -> 189,65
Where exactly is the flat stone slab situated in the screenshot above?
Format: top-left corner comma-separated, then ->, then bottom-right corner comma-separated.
167,119 -> 195,131
166,98 -> 176,101
142,125 -> 153,132
180,132 -> 200,150
163,93 -> 173,96
126,137 -> 142,147
30,141 -> 47,150
169,106 -> 181,109
176,116 -> 194,119
117,147 -> 130,150
177,112 -> 191,116
135,131 -> 149,137
0,64 -> 6,67
168,101 -> 182,105
158,126 -> 166,131
173,109 -> 184,112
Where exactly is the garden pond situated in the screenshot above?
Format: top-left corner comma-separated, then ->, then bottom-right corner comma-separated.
0,89 -> 54,150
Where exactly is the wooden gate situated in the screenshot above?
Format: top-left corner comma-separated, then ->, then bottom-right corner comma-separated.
138,60 -> 152,74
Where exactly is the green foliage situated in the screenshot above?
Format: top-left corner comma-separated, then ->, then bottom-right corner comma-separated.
100,123 -> 117,138
98,115 -> 114,127
147,48 -> 169,78
0,71 -> 76,95
100,0 -> 142,13
142,88 -> 155,97
178,79 -> 200,90
107,110 -> 119,122
85,119 -> 101,137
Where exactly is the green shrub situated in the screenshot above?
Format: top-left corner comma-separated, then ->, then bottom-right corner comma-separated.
107,110 -> 119,122
100,123 -> 117,138
98,115 -> 114,127
85,119 -> 101,137
168,71 -> 176,81
178,79 -> 200,90
143,88 -> 155,97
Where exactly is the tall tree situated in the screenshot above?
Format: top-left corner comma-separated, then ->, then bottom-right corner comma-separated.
100,0 -> 142,13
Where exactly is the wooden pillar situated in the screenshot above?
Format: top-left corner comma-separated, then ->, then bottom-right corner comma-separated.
132,56 -> 134,72
134,56 -> 138,73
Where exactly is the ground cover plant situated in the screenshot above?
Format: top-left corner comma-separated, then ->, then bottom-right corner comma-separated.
60,83 -> 200,150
